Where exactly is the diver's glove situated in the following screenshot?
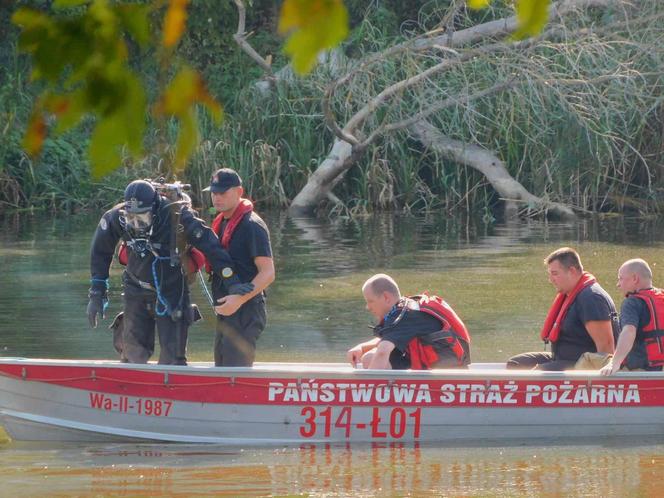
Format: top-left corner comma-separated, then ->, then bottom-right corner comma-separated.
87,281 -> 109,328
223,273 -> 254,296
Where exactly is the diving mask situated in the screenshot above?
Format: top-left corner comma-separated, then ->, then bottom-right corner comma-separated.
122,210 -> 153,232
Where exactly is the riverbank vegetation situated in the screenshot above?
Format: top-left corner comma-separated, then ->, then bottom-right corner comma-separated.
1,0 -> 662,217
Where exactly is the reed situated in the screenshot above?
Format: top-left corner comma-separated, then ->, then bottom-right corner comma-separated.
1,1 -> 662,216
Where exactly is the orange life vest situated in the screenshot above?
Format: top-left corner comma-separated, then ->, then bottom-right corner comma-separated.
627,288 -> 664,367
406,294 -> 471,369
540,272 -> 596,344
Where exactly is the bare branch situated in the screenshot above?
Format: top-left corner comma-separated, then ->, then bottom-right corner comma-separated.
410,121 -> 576,219
232,0 -> 274,79
369,79 -> 516,143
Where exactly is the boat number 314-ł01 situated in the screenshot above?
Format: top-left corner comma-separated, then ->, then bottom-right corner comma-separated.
299,406 -> 422,439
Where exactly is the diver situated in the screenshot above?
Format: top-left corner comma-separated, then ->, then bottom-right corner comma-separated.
87,179 -> 253,365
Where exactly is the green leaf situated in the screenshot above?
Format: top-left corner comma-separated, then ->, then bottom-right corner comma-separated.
120,73 -> 147,156
89,73 -> 146,177
174,109 -> 198,171
53,0 -> 90,8
12,8 -> 53,53
278,0 -> 349,74
89,114 -> 125,178
468,0 -> 491,8
115,4 -> 151,48
513,0 -> 551,40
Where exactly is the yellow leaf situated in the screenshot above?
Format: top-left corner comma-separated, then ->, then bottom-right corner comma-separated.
23,108 -> 47,157
468,0 -> 491,8
163,0 -> 189,48
513,0 -> 551,40
278,0 -> 348,74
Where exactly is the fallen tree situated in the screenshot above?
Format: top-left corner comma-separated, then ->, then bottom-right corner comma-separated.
290,0 -> 618,217
230,0 -> 664,217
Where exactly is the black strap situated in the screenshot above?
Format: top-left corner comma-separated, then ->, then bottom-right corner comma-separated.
124,269 -> 156,292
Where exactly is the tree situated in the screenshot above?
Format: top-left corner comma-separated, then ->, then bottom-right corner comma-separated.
288,0 -> 615,218
238,0 -> 662,218
12,0 -> 552,180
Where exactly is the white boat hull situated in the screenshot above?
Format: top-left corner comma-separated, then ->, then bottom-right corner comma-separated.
1,358 -> 662,444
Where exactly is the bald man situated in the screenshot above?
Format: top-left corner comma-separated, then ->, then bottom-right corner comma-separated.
601,258 -> 664,375
346,273 -> 470,370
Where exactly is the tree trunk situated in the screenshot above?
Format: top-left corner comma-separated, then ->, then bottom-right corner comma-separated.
289,139 -> 355,215
410,121 -> 576,220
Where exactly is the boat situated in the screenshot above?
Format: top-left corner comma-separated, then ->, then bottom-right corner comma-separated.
1,357 -> 663,444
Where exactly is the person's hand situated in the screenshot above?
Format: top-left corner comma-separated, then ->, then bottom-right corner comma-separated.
347,345 -> 363,367
215,295 -> 244,316
600,359 -> 620,376
87,290 -> 108,328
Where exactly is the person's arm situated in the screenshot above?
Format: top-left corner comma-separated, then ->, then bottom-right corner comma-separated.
367,340 -> 395,369
180,208 -> 236,275
347,337 -> 380,365
215,256 -> 275,316
576,290 -> 617,354
180,207 -> 257,297
600,325 -> 636,375
88,209 -> 122,328
90,210 -> 121,282
585,320 -> 615,354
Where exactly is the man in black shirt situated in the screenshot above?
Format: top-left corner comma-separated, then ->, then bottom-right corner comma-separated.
88,179 -> 251,365
204,168 -> 275,367
346,274 -> 470,369
601,258 -> 664,374
507,247 -> 618,370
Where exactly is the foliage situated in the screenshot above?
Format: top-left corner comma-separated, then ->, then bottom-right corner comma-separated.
2,0 -> 662,217
278,0 -> 349,74
9,0 -> 549,180
13,0 -> 150,177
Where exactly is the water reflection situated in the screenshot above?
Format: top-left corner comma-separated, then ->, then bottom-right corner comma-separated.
2,440 -> 664,497
2,212 -> 664,495
2,213 -> 664,363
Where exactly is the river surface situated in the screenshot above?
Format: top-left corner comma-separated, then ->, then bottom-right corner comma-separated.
1,211 -> 664,496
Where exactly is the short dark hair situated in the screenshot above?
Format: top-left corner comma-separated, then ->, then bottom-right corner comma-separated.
545,247 -> 583,272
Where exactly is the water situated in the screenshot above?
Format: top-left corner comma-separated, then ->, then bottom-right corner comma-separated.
1,211 -> 664,496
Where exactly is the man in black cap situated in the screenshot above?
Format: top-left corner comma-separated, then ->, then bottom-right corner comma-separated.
87,179 -> 254,365
203,167 -> 275,366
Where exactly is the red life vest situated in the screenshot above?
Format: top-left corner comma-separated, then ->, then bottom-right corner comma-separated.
117,242 -> 205,274
204,198 -> 253,273
405,294 -> 471,369
540,272 -> 596,344
627,288 -> 664,367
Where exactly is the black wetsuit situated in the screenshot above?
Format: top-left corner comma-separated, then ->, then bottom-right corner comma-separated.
90,197 -> 236,365
375,300 -> 471,369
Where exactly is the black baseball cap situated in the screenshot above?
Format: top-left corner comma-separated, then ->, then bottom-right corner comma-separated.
203,168 -> 242,193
